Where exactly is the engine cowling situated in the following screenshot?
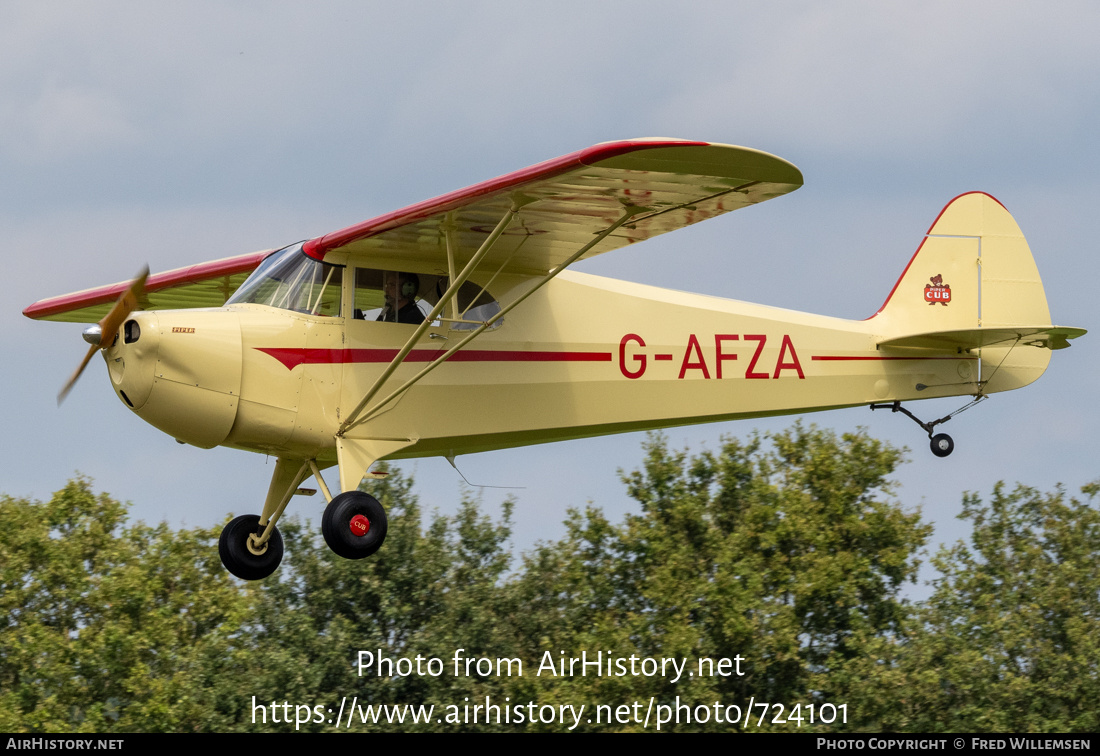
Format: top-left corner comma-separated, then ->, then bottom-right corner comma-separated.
105,310 -> 243,448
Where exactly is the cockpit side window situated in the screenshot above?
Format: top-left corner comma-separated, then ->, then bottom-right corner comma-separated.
351,268 -> 502,330
353,269 -> 427,324
227,244 -> 343,316
447,281 -> 503,331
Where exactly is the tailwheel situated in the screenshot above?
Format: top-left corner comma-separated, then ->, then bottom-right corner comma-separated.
871,399 -> 980,459
322,491 -> 388,560
219,514 -> 284,580
930,433 -> 954,458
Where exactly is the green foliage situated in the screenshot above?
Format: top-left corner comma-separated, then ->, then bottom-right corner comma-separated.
844,481 -> 1100,733
0,478 -> 249,732
238,466 -> 521,732
508,424 -> 929,730
2,428 -> 1096,733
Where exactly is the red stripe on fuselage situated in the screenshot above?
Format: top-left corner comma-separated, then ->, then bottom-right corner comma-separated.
256,347 -> 613,370
810,355 -> 976,361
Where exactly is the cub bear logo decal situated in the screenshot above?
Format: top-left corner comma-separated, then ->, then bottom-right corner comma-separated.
924,274 -> 951,305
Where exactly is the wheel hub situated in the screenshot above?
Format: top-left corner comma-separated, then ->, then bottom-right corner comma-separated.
349,514 -> 371,537
246,532 -> 269,556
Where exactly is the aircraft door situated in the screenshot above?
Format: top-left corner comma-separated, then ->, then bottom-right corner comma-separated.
342,267 -> 446,434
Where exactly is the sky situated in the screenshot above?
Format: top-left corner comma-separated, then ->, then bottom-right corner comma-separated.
4,1 -> 1098,592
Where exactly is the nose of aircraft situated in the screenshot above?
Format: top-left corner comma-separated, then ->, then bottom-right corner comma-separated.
104,311 -> 160,410
104,310 -> 243,448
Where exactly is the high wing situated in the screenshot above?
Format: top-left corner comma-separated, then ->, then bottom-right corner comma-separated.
303,138 -> 803,272
311,138 -> 803,473
24,139 -> 802,322
23,250 -> 273,323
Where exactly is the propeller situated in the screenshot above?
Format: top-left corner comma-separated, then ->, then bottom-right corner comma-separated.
58,266 -> 149,405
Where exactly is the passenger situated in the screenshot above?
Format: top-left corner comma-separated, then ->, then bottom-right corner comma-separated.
378,271 -> 426,324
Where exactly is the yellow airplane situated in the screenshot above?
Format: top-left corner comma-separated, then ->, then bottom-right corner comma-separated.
24,138 -> 1085,580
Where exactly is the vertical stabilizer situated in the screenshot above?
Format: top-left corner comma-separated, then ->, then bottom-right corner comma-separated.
874,191 -> 1052,332
873,192 -> 1055,393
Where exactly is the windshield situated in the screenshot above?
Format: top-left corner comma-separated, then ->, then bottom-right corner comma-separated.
227,243 -> 343,316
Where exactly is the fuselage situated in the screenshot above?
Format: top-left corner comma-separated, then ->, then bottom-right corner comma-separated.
103,267 -> 1001,466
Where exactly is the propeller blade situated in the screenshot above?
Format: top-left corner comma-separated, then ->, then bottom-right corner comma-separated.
57,266 -> 150,406
58,344 -> 100,405
98,266 -> 149,340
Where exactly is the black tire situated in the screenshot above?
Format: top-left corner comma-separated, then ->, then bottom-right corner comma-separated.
322,491 -> 388,559
219,514 -> 284,580
930,433 -> 954,458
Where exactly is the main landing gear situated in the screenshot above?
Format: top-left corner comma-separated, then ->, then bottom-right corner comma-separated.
870,400 -> 965,458
217,457 -> 391,580
219,514 -> 285,580
321,491 -> 388,559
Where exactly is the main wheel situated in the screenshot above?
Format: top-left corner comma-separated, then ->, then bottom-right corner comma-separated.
219,514 -> 284,580
930,433 -> 954,458
322,491 -> 388,559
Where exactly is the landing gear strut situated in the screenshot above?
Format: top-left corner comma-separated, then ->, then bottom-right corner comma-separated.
218,457 -> 312,580
870,401 -> 961,458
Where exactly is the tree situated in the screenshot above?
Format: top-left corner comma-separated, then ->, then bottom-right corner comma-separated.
234,466 -> 521,732
13,430 -> 1091,734
0,478 -> 250,732
843,481 -> 1100,732
0,470 -> 523,733
508,424 -> 931,731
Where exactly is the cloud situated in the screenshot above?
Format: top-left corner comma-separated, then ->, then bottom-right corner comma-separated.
650,2 -> 1100,165
2,81 -> 137,162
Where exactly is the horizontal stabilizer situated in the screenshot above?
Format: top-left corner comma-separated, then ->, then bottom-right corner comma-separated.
879,326 -> 1086,352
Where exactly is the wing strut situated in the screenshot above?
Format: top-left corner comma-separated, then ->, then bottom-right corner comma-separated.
444,213 -> 459,322
338,202 -> 647,436
338,196 -> 534,435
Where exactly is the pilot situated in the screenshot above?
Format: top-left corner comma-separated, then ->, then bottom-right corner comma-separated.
378,271 -> 426,324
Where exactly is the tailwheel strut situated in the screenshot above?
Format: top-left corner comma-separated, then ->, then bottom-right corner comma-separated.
869,398 -> 984,458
